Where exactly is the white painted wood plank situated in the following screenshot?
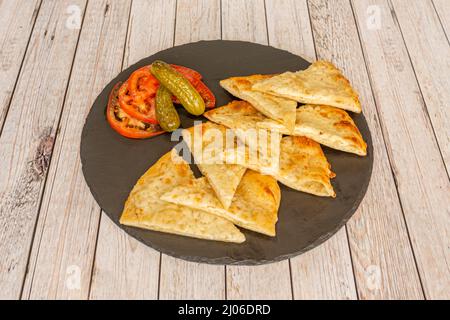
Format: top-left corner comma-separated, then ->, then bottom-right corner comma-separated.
158,0 -> 225,300
174,0 -> 221,44
159,256 -> 225,300
89,0 -> 176,300
221,0 -> 290,300
222,0 -> 267,43
265,0 -> 316,61
226,261 -> 292,300
0,0 -> 86,300
309,0 -> 424,300
290,230 -> 356,300
19,0 -> 131,300
90,217 -> 159,300
0,0 -> 41,131
265,0 -> 358,300
352,0 -> 450,299
391,0 -> 450,172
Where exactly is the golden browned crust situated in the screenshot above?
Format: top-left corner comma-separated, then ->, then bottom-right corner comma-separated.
216,133 -> 336,197
277,136 -> 336,197
252,60 -> 362,113
207,101 -> 367,156
120,150 -> 246,243
182,122 -> 247,209
220,75 -> 297,131
161,170 -> 280,237
259,104 -> 367,156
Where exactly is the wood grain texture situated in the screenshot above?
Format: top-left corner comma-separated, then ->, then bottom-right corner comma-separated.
290,230 -> 356,300
0,0 -> 86,300
19,0 -> 130,300
157,0 -> 226,300
159,255 -> 225,300
222,0 -> 267,43
0,0 -> 41,131
352,0 -> 450,299
265,0 -> 316,60
89,0 -> 176,300
175,0 -> 221,44
226,261 -> 292,300
432,0 -> 450,37
265,0 -> 358,300
221,0 -> 288,299
391,0 -> 450,172
309,0 -> 424,300
90,217 -> 159,300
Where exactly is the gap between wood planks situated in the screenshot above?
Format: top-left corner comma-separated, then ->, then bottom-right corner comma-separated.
0,0 -> 44,298
431,0 -> 450,45
349,0 -> 449,299
86,0 -> 135,300
304,0 -> 361,299
0,0 -> 43,140
20,0 -> 90,299
388,0 -> 449,179
347,0 -> 426,299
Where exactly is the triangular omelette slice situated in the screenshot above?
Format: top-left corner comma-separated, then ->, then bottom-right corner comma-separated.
258,104 -> 367,156
220,75 -> 297,131
204,100 -> 267,130
221,136 -> 336,197
204,101 -> 282,175
277,136 -> 336,197
252,61 -> 362,113
161,170 -> 280,237
182,122 -> 247,209
205,101 -> 367,156
120,150 -> 245,243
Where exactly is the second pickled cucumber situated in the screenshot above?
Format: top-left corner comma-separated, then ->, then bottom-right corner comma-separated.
155,85 -> 180,132
151,60 -> 205,116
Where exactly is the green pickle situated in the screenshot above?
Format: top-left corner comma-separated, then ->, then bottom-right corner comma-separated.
151,60 -> 205,116
155,85 -> 180,132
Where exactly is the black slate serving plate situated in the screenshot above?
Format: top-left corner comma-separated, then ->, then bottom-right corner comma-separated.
80,40 -> 373,265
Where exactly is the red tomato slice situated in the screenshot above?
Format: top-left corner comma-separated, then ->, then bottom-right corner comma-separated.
108,83 -> 164,139
118,81 -> 159,124
128,66 -> 159,100
194,80 -> 216,108
118,63 -> 211,124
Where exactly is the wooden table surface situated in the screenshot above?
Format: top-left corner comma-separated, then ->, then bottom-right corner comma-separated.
0,0 -> 449,300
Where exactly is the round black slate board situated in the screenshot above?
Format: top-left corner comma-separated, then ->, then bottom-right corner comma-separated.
81,40 -> 373,265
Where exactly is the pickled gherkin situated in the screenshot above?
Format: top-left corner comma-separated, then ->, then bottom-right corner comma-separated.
155,85 -> 180,132
151,60 -> 205,116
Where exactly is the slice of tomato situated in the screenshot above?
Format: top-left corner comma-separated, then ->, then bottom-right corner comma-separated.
170,64 -> 202,85
107,83 -> 164,139
128,66 -> 159,100
118,81 -> 159,124
119,63 -> 210,122
194,80 -> 216,108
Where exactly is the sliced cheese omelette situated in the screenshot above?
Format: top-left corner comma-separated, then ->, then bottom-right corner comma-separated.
120,150 -> 245,243
203,101 -> 282,174
205,101 -> 366,156
182,122 -> 246,209
259,104 -> 367,156
277,136 -> 336,197
204,100 -> 267,131
221,136 -> 336,197
252,61 -> 362,113
220,75 -> 297,132
161,170 -> 280,237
